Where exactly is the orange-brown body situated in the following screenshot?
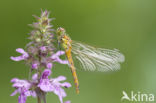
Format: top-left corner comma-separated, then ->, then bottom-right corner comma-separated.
61,34 -> 80,94
65,48 -> 79,94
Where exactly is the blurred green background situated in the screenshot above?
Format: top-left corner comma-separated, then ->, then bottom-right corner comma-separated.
0,0 -> 156,103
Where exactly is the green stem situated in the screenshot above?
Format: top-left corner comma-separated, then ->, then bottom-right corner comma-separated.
37,96 -> 41,103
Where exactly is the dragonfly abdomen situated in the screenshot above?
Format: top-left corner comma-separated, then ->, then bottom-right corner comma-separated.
65,49 -> 80,94
70,65 -> 79,94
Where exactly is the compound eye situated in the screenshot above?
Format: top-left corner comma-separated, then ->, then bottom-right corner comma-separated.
60,38 -> 63,42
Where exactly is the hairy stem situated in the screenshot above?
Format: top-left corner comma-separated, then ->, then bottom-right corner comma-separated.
37,50 -> 43,103
37,96 -> 42,103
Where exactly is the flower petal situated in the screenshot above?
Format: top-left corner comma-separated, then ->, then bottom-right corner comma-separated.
12,79 -> 31,89
32,63 -> 38,69
61,82 -> 71,88
18,93 -> 27,103
40,46 -> 46,51
16,48 -> 29,58
16,48 -> 26,54
55,58 -> 69,64
11,48 -> 29,61
54,76 -> 66,82
11,78 -> 19,83
54,87 -> 66,103
30,91 -> 37,97
51,51 -> 69,64
38,80 -> 54,92
64,101 -> 71,103
10,56 -> 25,61
54,51 -> 65,57
46,63 -> 52,69
32,73 -> 38,82
10,90 -> 18,96
41,69 -> 51,79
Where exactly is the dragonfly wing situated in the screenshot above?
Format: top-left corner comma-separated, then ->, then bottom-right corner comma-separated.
71,41 -> 125,72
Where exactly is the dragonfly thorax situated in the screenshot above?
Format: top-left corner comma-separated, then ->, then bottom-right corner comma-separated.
61,35 -> 72,50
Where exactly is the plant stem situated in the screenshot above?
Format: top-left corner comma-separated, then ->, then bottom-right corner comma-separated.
37,49 -> 42,103
37,96 -> 41,103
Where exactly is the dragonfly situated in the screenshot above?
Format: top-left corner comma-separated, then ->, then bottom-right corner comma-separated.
56,27 -> 125,94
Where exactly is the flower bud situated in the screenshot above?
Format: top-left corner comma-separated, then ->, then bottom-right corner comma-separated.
35,38 -> 41,42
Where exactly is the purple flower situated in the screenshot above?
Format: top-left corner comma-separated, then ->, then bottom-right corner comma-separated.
32,63 -> 38,69
32,73 -> 38,83
11,48 -> 29,61
38,69 -> 54,92
11,78 -> 36,103
49,76 -> 71,103
40,46 -> 47,52
51,51 -> 69,64
18,88 -> 27,103
38,69 -> 71,103
31,61 -> 40,69
11,78 -> 31,89
46,63 -> 53,69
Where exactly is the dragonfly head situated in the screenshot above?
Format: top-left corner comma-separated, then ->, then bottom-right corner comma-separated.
56,27 -> 66,44
56,27 -> 66,36
56,27 -> 72,50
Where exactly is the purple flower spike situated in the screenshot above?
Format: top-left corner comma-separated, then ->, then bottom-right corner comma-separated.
51,51 -> 69,64
10,11 -> 72,103
11,48 -> 29,61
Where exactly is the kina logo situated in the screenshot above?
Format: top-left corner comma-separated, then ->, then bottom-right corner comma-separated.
121,91 -> 155,102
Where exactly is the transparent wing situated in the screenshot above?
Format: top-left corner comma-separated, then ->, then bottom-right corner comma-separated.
71,41 -> 125,72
